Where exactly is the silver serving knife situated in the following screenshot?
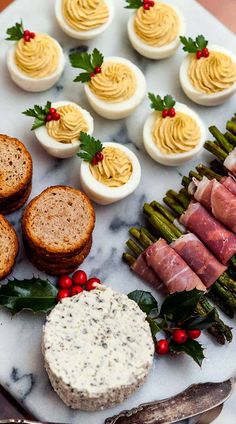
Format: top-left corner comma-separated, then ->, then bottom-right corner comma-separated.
105,378 -> 235,424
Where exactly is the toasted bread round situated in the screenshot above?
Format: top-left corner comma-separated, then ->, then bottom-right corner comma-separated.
0,134 -> 32,197
0,183 -> 32,215
0,214 -> 19,280
22,186 -> 95,256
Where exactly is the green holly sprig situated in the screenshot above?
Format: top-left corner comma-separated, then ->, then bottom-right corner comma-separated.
125,0 -> 143,8
23,101 -> 52,130
148,93 -> 176,118
6,20 -> 24,41
180,35 -> 209,59
69,48 -> 104,83
77,132 -> 104,165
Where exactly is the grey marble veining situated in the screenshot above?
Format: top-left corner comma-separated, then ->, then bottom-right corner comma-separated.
0,0 -> 236,423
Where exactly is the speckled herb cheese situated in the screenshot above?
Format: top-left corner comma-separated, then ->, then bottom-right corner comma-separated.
42,285 -> 154,411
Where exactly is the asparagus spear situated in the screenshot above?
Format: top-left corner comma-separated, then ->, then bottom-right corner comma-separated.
182,176 -> 192,189
196,164 -> 222,181
204,141 -> 228,162
224,131 -> 236,147
122,252 -> 135,266
166,189 -> 190,209
143,203 -> 182,238
150,200 -> 177,223
226,120 -> 236,135
209,126 -> 234,154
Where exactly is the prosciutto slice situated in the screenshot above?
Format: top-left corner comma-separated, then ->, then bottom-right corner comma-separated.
171,233 -> 227,288
131,252 -> 163,290
190,176 -> 236,233
221,175 -> 236,196
145,239 -> 206,293
180,202 -> 236,264
224,148 -> 236,175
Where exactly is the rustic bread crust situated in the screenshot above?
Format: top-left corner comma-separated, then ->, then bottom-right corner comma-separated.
0,214 -> 19,280
0,183 -> 32,215
0,134 -> 33,200
22,186 -> 95,256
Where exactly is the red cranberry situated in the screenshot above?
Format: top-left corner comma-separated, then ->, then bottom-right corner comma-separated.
162,109 -> 169,118
49,108 -> 56,114
53,112 -> 61,121
187,329 -> 201,340
95,152 -> 104,162
45,114 -> 53,122
57,289 -> 70,301
94,66 -> 102,74
202,47 -> 209,58
71,286 -> 84,296
72,270 -> 87,286
168,107 -> 176,118
58,275 -> 72,290
172,329 -> 188,345
196,50 -> 202,60
155,339 -> 169,355
86,277 -> 101,291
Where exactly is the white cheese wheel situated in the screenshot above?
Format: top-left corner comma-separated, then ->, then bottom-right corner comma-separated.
179,45 -> 236,106
42,286 -> 154,411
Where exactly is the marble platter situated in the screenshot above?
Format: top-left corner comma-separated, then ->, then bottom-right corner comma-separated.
0,1 -> 236,423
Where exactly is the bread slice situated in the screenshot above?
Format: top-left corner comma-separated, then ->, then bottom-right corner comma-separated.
0,183 -> 32,215
0,214 -> 19,280
22,186 -> 95,257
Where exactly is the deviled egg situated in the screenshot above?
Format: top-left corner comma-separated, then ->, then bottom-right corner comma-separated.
179,35 -> 236,106
55,0 -> 114,40
70,48 -> 146,119
78,134 -> 141,205
23,101 -> 94,158
126,0 -> 186,59
6,21 -> 65,92
143,93 -> 206,166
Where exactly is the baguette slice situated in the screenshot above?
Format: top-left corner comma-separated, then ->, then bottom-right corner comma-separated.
0,134 -> 32,213
0,214 -> 19,280
22,186 -> 95,256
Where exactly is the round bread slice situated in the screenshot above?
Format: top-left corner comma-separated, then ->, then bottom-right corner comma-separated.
42,286 -> 154,411
0,134 -> 32,213
22,186 -> 95,257
0,183 -> 32,215
0,214 -> 19,280
24,238 -> 92,276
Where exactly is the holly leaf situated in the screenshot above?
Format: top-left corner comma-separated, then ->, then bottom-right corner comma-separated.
125,0 -> 143,9
92,48 -> 104,68
160,289 -> 203,322
180,36 -> 198,53
22,101 -> 52,130
77,132 -> 103,163
147,317 -> 163,338
0,277 -> 58,315
148,93 -> 165,112
170,339 -> 205,367
128,290 -> 158,315
44,101 -> 52,115
196,35 -> 208,50
184,308 -> 218,331
74,73 -> 91,83
6,20 -> 24,41
164,95 -> 176,109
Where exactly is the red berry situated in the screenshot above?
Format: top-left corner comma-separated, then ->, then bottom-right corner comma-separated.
143,3 -> 150,9
162,109 -> 169,118
71,286 -> 84,296
24,35 -> 31,42
30,32 -> 35,39
187,329 -> 201,340
172,329 -> 188,345
95,152 -> 104,162
58,275 -> 72,290
24,30 -> 31,37
90,72 -> 95,78
94,66 -> 102,74
196,50 -> 202,60
148,0 -> 155,6
53,112 -> 61,121
45,114 -> 53,122
57,289 -> 70,301
202,47 -> 209,58
91,156 -> 98,166
168,107 -> 176,118
155,339 -> 169,355
49,107 -> 56,114
86,277 -> 101,291
72,270 -> 87,286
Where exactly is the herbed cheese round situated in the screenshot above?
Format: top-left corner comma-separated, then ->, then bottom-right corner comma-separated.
42,286 -> 154,411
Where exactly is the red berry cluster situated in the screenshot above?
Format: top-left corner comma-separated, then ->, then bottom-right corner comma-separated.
45,108 -> 61,123
90,66 -> 102,79
196,47 -> 209,60
57,270 -> 101,301
23,29 -> 35,43
91,151 -> 104,166
143,0 -> 155,10
155,328 -> 201,356
162,107 -> 176,119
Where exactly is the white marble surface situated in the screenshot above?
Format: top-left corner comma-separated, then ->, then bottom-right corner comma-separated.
0,0 -> 236,423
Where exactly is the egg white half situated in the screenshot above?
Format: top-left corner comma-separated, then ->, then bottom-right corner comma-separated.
80,142 -> 141,205
34,101 -> 94,159
143,102 -> 206,166
7,37 -> 65,92
180,45 -> 236,106
55,0 -> 114,40
84,57 -> 146,120
127,2 -> 186,60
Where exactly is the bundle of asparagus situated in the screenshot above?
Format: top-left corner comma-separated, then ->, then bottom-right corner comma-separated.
204,119 -> 236,164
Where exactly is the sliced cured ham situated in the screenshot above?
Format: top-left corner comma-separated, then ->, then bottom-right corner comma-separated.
145,239 -> 205,293
131,252 -> 163,290
171,233 -> 227,288
190,176 -> 236,233
221,175 -> 236,196
180,202 -> 236,264
224,148 -> 236,176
